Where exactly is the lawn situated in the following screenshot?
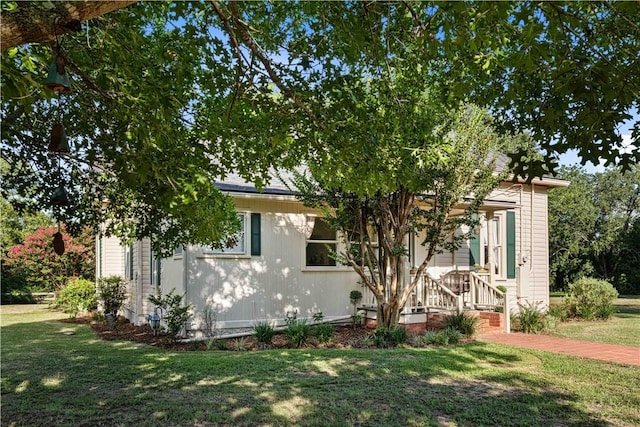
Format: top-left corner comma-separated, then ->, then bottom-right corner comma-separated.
550,296 -> 640,347
2,305 -> 639,426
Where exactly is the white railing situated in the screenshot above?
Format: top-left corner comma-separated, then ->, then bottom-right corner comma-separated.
357,270 -> 509,332
467,272 -> 504,310
360,273 -> 461,314
422,273 -> 462,312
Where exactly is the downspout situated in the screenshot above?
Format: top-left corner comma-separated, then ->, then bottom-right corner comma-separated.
137,241 -> 144,325
530,183 -> 534,274
183,244 -> 190,333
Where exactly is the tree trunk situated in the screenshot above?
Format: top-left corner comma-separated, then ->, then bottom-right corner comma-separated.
1,1 -> 138,51
377,296 -> 400,328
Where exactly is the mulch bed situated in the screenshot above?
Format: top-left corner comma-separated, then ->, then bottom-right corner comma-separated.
66,315 -> 375,351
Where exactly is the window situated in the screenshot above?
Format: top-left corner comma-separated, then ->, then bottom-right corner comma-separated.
173,246 -> 183,257
124,244 -> 134,280
305,217 -> 337,267
482,215 -> 503,276
471,211 -> 516,279
203,213 -> 247,255
150,251 -> 160,287
492,216 -> 502,276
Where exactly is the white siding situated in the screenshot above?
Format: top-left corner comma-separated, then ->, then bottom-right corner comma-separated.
410,182 -> 551,311
96,235 -> 125,278
161,198 -> 360,330
101,179 -> 555,328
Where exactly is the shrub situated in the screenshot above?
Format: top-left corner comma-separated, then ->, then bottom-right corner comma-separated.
372,325 -> 407,348
233,337 -> 248,351
420,330 -> 439,346
253,321 -> 275,347
201,306 -> 219,339
517,302 -> 545,334
54,277 -> 97,318
285,319 -> 311,348
543,315 -> 560,332
547,304 -> 569,321
350,313 -> 362,329
148,289 -> 193,338
564,277 -> 618,320
96,276 -> 127,316
422,327 -> 463,345
349,290 -> 363,310
314,323 -> 335,344
443,312 -> 479,337
440,327 -> 463,345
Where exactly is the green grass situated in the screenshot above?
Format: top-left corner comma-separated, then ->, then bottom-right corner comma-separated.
551,296 -> 640,347
2,305 -> 639,426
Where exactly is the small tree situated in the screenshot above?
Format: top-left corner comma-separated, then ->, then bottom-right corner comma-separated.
148,289 -> 193,339
296,100 -> 516,327
349,290 -> 362,314
97,276 -> 127,317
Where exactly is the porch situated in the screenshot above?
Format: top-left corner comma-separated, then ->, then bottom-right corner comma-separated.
359,270 -> 510,334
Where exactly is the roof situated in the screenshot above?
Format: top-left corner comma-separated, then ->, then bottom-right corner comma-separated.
215,171 -> 295,197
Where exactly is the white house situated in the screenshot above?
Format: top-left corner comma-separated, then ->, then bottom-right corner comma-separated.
95,172 -> 568,335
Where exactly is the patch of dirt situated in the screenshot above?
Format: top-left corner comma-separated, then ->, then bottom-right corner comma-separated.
71,316 -> 376,351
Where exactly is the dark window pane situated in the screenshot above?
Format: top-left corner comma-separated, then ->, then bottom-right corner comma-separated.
310,218 -> 335,240
306,243 -> 336,266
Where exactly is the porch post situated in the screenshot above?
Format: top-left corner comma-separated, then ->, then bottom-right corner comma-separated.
486,211 -> 495,284
504,293 -> 511,334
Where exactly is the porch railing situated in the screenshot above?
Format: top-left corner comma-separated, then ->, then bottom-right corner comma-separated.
467,272 -> 504,310
421,273 -> 462,312
358,270 -> 508,321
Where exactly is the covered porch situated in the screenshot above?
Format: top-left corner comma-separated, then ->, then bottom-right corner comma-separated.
359,205 -> 514,334
359,270 -> 510,333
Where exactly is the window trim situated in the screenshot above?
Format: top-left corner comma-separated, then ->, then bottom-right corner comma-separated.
173,245 -> 184,259
302,215 -> 352,271
124,244 -> 134,280
199,212 -> 251,259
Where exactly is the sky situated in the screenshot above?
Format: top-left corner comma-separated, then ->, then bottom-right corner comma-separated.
556,113 -> 638,173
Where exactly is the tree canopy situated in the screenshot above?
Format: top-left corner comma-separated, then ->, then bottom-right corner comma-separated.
549,166 -> 640,294
295,96 -> 517,325
2,1 -> 638,252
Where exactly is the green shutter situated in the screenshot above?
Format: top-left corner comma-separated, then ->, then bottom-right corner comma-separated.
250,213 -> 261,256
469,228 -> 480,267
128,244 -> 134,279
506,211 -> 516,279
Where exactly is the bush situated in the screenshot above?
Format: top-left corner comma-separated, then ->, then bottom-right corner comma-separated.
547,304 -> 569,322
97,276 -> 127,316
314,323 -> 335,344
54,277 -> 97,318
372,325 -> 407,348
421,327 -> 463,346
516,302 -> 545,334
253,321 -> 275,347
349,290 -> 362,309
564,277 -> 618,320
440,327 -> 463,345
443,312 -> 479,337
285,319 -> 311,348
148,289 -> 193,338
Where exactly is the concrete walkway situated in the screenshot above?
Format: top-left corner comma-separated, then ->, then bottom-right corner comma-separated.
479,333 -> 640,366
